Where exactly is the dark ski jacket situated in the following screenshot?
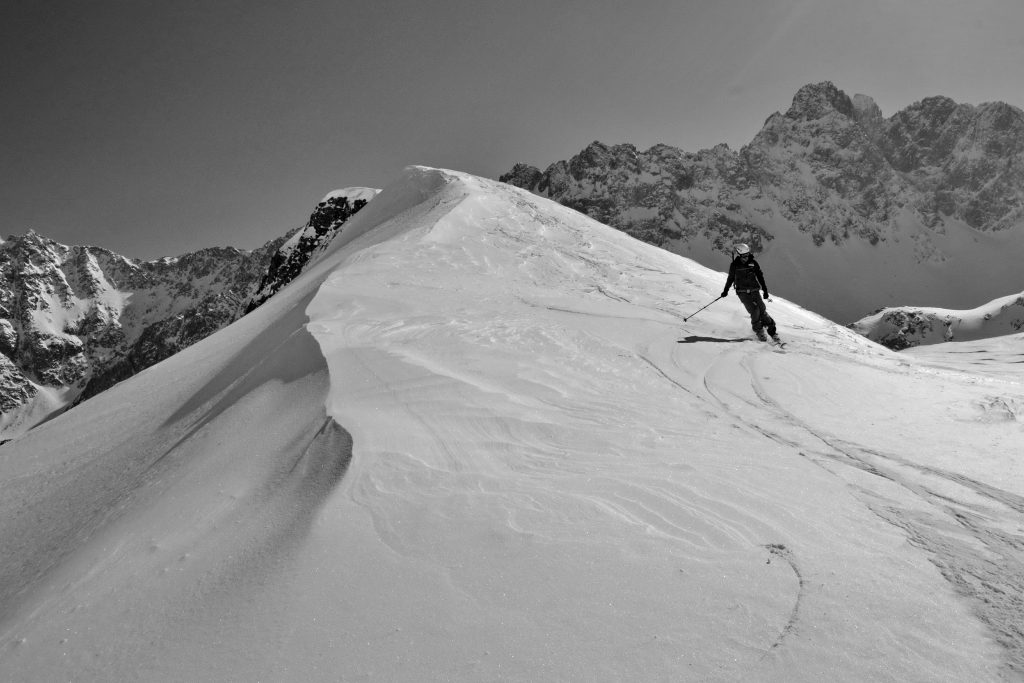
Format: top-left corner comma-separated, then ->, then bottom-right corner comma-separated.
722,256 -> 768,296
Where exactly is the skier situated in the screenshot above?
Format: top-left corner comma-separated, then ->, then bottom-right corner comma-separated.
720,244 -> 780,343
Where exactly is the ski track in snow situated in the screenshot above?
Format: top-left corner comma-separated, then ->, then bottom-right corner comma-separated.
762,542 -> 803,654
309,175 -> 1007,679
316,172 -> 1019,679
697,335 -> 1024,676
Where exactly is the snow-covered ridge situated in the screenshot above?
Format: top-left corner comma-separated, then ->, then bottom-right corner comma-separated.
1,166 -> 1022,679
851,290 -> 1024,349
320,187 -> 380,204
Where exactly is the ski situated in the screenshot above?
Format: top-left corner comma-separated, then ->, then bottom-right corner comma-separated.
752,335 -> 786,350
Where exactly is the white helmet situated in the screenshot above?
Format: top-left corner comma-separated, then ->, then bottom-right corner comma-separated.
734,243 -> 751,256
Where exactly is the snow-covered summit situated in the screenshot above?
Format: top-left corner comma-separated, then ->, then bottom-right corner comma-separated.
319,186 -> 380,204
2,166 -> 1022,680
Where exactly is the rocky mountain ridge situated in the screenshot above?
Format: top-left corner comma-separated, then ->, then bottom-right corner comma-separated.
851,290 -> 1024,350
501,82 -> 1024,323
0,189 -> 375,440
246,188 -> 379,312
0,232 -> 282,438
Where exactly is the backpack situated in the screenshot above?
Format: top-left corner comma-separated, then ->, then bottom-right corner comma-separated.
732,258 -> 761,290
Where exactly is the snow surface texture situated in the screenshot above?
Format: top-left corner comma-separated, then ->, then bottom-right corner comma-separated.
852,291 -> 1024,349
1,167 -> 1022,681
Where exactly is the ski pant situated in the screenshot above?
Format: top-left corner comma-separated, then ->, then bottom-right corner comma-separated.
736,289 -> 776,335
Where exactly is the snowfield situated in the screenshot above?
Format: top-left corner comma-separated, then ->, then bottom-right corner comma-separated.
1,167 -> 1021,681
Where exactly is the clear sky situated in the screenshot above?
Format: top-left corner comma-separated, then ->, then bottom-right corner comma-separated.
4,0 -> 1023,259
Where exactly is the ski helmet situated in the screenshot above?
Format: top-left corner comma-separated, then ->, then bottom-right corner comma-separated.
734,243 -> 751,256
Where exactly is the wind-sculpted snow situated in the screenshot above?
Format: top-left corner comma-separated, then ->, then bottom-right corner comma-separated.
1,167 -> 1021,680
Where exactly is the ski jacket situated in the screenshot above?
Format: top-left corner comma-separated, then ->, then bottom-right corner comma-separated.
723,256 -> 767,294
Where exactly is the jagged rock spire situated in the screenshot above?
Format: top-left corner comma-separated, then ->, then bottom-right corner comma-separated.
785,81 -> 857,120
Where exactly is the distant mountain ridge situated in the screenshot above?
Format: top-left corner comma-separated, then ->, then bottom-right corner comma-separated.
0,189 -> 375,440
851,290 -> 1024,350
501,82 -> 1024,323
0,232 -> 282,438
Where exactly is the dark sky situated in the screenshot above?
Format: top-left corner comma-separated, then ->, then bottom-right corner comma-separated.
4,0 -> 1023,259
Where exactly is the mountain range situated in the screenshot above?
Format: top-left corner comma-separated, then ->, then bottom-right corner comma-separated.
0,190 -> 374,441
501,81 -> 1024,324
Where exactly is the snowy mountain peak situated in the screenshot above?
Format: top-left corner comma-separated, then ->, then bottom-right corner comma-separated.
320,187 -> 380,204
5,228 -> 58,259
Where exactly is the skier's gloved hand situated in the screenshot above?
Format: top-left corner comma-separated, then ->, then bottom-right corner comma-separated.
762,290 -> 769,299
720,291 -> 728,298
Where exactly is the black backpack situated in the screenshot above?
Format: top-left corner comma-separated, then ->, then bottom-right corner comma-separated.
733,258 -> 760,290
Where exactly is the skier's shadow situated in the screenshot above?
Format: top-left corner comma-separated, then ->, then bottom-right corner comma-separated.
677,335 -> 747,344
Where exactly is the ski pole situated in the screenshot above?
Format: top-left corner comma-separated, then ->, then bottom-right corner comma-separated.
683,295 -> 722,322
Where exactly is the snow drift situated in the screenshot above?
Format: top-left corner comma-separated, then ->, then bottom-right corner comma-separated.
1,167 -> 1022,681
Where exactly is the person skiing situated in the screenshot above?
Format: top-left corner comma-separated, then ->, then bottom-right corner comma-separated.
721,244 -> 780,342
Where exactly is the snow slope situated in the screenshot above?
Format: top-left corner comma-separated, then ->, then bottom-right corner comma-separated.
902,331 -> 1024,382
851,290 -> 1024,349
1,167 -> 1022,681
